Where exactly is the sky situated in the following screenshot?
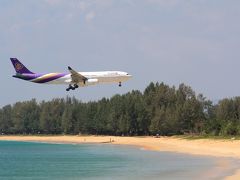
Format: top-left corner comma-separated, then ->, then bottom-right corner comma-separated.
1,0 -> 240,106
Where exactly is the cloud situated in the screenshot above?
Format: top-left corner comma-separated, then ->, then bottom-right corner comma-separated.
44,0 -> 63,6
85,11 -> 96,23
77,1 -> 90,11
146,0 -> 181,8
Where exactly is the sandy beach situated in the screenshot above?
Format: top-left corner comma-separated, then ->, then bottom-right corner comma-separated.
0,135 -> 239,179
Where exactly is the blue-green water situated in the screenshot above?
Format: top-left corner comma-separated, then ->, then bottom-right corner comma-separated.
0,141 -> 238,180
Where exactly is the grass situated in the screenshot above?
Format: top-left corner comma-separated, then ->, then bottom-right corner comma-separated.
1,134 -> 240,140
177,134 -> 240,140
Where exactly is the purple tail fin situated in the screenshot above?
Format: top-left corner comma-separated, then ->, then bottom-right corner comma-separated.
10,58 -> 34,74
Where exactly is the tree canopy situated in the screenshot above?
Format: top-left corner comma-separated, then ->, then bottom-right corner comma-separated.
1,82 -> 240,136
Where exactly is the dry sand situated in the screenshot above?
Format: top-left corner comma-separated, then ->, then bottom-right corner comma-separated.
0,135 -> 240,179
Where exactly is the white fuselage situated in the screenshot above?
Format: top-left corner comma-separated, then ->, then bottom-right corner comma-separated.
47,71 -> 132,86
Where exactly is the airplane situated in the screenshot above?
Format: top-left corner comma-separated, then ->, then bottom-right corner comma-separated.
10,58 -> 132,91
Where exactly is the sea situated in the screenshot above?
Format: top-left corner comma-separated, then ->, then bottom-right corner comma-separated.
0,141 -> 239,180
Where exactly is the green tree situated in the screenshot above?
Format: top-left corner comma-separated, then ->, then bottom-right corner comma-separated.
62,104 -> 73,134
0,105 -> 12,134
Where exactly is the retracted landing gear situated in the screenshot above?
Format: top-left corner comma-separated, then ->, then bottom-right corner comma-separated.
119,82 -> 122,87
66,84 -> 79,91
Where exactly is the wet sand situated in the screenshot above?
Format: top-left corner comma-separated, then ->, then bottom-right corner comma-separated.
0,135 -> 239,179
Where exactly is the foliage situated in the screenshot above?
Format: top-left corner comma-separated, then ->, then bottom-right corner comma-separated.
0,82 -> 240,136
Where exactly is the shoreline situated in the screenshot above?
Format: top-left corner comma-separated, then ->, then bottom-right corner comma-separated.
0,135 -> 240,179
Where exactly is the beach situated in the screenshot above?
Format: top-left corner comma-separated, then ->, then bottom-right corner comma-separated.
0,135 -> 239,179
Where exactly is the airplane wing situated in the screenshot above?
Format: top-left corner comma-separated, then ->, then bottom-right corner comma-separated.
68,66 -> 88,84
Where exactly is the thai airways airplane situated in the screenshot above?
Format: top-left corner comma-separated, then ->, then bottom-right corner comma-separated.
10,58 -> 132,91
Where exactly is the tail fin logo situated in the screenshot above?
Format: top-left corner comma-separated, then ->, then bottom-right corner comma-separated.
15,63 -> 23,71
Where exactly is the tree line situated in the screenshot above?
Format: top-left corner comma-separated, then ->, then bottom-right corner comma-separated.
1,82 -> 240,136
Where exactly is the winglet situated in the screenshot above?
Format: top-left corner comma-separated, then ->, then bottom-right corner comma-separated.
68,66 -> 72,70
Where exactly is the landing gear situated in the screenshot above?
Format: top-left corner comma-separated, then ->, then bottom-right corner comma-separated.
74,84 -> 79,89
119,82 -> 122,87
66,85 -> 72,91
66,84 -> 79,91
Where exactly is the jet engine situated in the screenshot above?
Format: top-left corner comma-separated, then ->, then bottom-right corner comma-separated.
86,78 -> 99,85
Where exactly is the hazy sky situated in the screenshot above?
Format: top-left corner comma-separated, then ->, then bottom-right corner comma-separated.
1,0 -> 240,106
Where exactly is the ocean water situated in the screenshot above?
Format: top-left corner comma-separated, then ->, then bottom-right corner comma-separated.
0,141 -> 238,180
